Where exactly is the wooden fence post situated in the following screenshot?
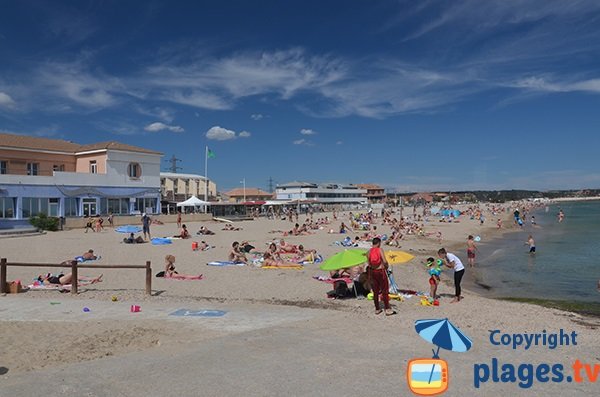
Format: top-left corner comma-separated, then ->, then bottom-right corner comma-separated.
145,261 -> 152,296
0,258 -> 6,294
71,260 -> 78,295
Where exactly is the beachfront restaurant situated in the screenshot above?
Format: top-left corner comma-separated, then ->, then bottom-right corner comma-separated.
0,133 -> 162,228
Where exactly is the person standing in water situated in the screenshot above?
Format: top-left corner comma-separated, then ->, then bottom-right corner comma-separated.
526,235 -> 536,254
466,235 -> 478,267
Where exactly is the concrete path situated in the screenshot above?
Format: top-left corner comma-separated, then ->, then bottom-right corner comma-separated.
0,297 -> 596,397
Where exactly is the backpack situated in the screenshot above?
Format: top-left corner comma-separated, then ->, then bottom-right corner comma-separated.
368,247 -> 382,267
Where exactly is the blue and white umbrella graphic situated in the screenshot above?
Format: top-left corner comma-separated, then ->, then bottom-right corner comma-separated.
415,318 -> 472,384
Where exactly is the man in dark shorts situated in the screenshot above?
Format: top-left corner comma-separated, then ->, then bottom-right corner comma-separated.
142,213 -> 152,241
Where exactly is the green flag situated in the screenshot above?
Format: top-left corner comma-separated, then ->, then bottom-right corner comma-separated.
207,148 -> 216,158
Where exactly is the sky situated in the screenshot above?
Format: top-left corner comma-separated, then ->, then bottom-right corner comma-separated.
1,0 -> 600,192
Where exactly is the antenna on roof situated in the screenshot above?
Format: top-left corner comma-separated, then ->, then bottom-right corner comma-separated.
165,155 -> 183,173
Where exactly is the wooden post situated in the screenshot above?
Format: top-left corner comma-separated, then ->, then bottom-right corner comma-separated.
0,258 -> 7,294
145,261 -> 152,296
71,260 -> 78,295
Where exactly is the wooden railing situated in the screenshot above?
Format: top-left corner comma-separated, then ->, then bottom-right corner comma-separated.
0,258 -> 152,295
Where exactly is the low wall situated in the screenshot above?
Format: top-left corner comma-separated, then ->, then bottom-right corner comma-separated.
64,213 -> 213,229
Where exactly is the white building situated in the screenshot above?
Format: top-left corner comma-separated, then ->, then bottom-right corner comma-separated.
275,181 -> 368,204
0,133 -> 162,227
160,172 -> 217,203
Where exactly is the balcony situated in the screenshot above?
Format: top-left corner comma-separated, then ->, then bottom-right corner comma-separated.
0,170 -> 159,188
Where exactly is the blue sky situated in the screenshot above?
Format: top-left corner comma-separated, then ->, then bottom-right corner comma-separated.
1,0 -> 600,192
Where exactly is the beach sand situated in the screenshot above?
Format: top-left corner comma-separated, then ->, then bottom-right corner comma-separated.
1,207 -> 599,396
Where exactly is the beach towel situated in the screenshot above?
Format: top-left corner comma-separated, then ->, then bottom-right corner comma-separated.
207,261 -> 246,267
299,254 -> 323,265
151,237 -> 172,245
27,282 -> 70,291
115,225 -> 142,234
312,276 -> 353,284
164,274 -> 204,280
261,265 -> 304,270
75,255 -> 101,263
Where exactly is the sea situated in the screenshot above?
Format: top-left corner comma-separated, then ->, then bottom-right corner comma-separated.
473,200 -> 600,303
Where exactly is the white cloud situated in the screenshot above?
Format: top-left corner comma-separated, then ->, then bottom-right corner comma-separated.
300,128 -> 316,135
144,122 -> 184,133
206,126 -> 236,140
250,113 -> 263,120
205,126 -> 250,140
135,105 -> 175,122
0,92 -> 16,108
293,138 -> 314,146
336,140 -> 343,145
37,61 -> 121,108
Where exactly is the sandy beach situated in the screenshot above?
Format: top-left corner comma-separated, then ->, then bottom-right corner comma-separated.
1,206 -> 599,396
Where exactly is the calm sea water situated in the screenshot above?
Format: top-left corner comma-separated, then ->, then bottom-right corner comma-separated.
474,200 -> 600,302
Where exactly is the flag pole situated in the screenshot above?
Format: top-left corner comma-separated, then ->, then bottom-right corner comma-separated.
204,145 -> 208,213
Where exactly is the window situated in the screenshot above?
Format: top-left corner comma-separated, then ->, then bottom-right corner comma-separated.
0,197 -> 15,218
21,197 -> 53,217
64,198 -> 78,217
27,162 -> 39,176
0,161 -> 7,174
53,164 -> 65,172
90,160 -> 97,174
128,163 -> 141,178
136,198 -> 155,214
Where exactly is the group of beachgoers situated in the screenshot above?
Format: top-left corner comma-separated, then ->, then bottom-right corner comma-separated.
226,239 -> 320,268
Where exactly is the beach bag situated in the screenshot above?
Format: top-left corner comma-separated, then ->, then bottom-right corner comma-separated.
368,248 -> 382,267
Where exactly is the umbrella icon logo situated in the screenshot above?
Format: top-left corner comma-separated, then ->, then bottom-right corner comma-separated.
407,318 -> 472,396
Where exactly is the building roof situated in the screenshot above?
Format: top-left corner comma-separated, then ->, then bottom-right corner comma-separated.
276,181 -> 317,188
77,141 -> 162,155
0,132 -> 162,155
357,183 -> 384,190
0,132 -> 81,153
225,188 -> 273,197
160,172 -> 208,180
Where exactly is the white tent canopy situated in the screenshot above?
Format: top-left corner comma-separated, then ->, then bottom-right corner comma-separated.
177,195 -> 210,207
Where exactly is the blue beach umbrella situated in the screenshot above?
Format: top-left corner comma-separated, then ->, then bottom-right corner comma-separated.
115,225 -> 142,234
415,318 -> 473,384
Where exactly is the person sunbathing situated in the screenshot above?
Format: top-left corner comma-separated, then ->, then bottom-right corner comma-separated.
123,233 -> 145,244
176,224 -> 190,239
294,244 -> 317,263
278,239 -> 297,253
197,226 -> 216,235
81,249 -> 97,261
267,243 -> 282,261
39,272 -> 103,285
240,241 -> 255,253
222,223 -> 242,231
229,241 -> 248,264
162,254 -> 202,280
262,250 -> 302,268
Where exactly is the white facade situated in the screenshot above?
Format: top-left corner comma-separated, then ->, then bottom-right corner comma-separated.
160,172 -> 217,201
275,182 -> 368,204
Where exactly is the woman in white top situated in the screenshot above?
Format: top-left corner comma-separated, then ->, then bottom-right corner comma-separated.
438,248 -> 465,303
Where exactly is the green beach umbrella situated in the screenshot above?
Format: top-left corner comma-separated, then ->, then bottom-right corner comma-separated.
319,249 -> 367,271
